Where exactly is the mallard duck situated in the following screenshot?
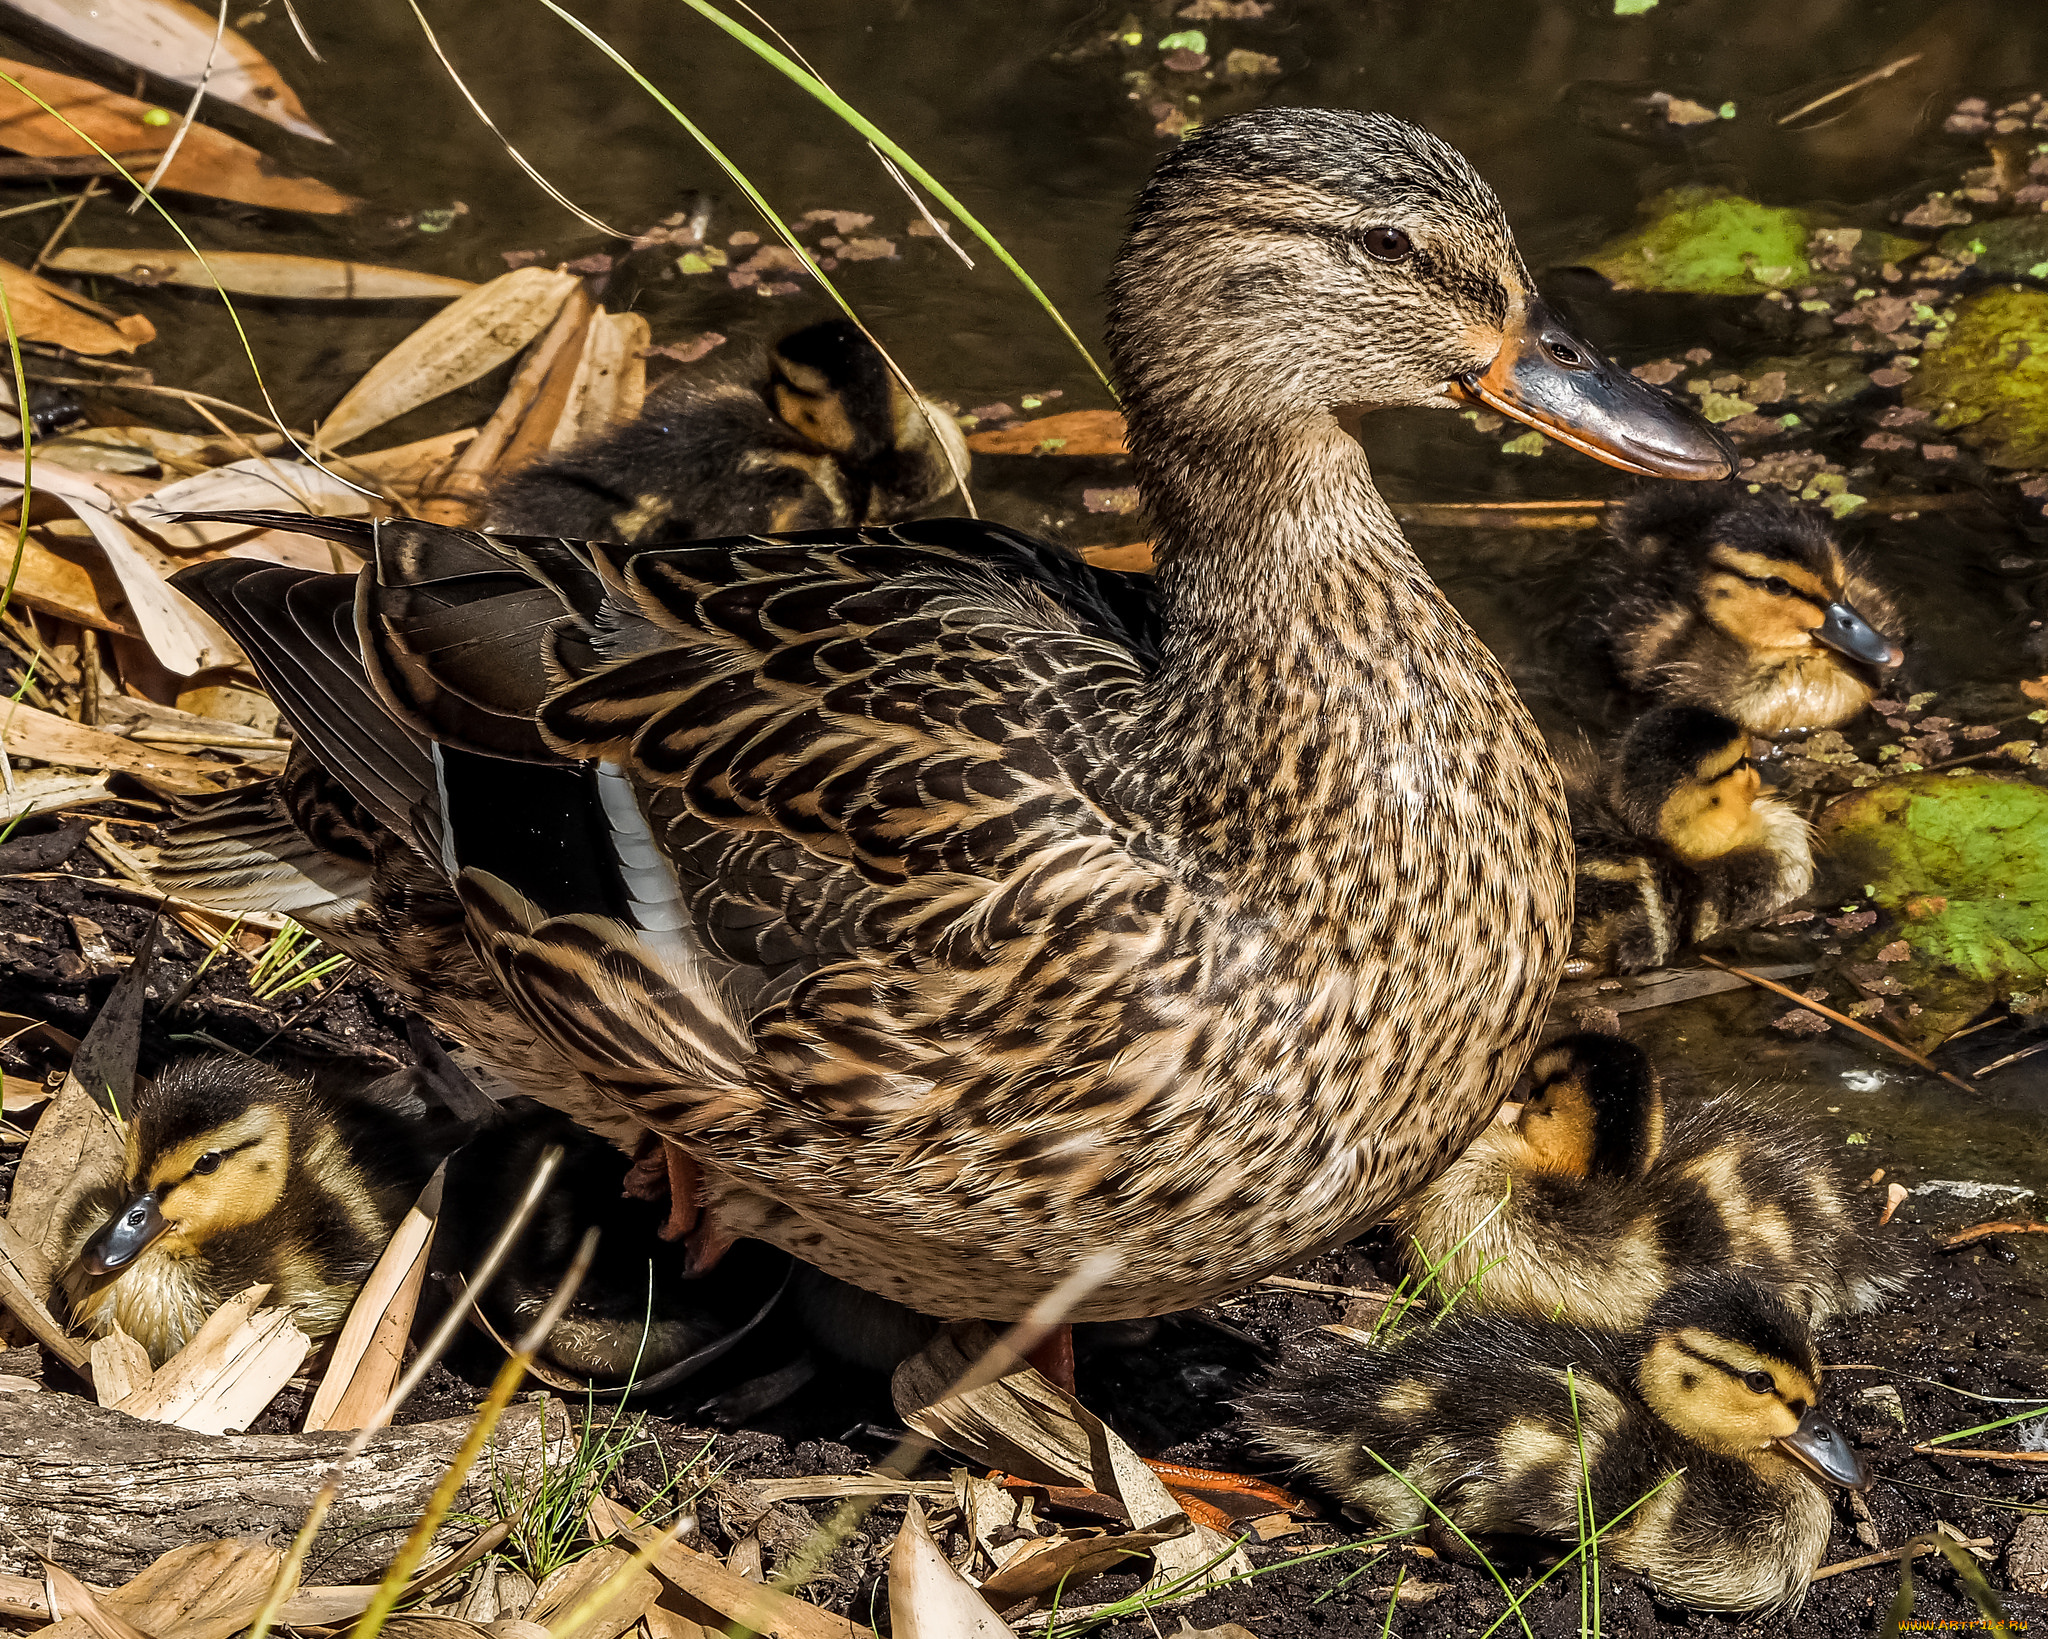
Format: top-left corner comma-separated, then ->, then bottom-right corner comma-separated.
1564,704 -> 1814,975
1245,1271 -> 1868,1613
1565,483 -> 1902,734
56,1054 -> 458,1365
161,107 -> 1727,1330
1395,1032 -> 1909,1329
484,319 -> 969,543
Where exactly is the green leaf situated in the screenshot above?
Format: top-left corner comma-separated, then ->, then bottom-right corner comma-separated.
1613,0 -> 1657,14
1906,286 -> 2048,467
1581,188 -> 1915,295
1817,774 -> 2048,1043
1157,29 -> 1207,52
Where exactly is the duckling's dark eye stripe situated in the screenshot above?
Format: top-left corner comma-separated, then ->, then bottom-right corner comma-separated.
1731,570 -> 1822,606
166,1137 -> 258,1190
1672,1338 -> 1756,1383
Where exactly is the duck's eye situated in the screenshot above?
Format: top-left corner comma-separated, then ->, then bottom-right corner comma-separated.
1742,1369 -> 1775,1394
192,1151 -> 224,1176
1363,226 -> 1413,261
1763,576 -> 1792,596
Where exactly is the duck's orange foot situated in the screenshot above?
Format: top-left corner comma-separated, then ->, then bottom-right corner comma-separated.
1025,1324 -> 1077,1392
1143,1460 -> 1312,1534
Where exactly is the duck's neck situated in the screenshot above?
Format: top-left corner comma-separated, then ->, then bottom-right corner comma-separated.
1129,409 -> 1550,899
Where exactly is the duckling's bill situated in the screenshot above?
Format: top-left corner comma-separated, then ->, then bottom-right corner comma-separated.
1816,599 -> 1899,668
1779,1404 -> 1871,1490
1452,296 -> 1733,480
78,1188 -> 169,1274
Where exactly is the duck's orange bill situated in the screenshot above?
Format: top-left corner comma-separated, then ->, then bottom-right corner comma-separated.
1452,297 -> 1734,481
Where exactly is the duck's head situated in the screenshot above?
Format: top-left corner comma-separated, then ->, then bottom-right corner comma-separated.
72,1058 -> 313,1275
767,319 -> 967,508
1106,107 -> 1731,479
1615,482 -> 1903,673
1615,704 -> 1778,862
1512,1031 -> 1664,1179
1638,1273 -> 1869,1489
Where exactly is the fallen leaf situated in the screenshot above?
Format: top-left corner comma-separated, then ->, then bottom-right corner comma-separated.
0,257 -> 151,354
316,266 -> 579,450
2,0 -> 329,142
965,409 -> 1127,456
550,308 -> 652,451
302,1169 -> 442,1432
89,1327 -> 153,1408
45,247 -> 475,301
115,1282 -> 311,1422
3,698 -> 235,794
0,59 -> 357,214
888,1501 -> 1009,1638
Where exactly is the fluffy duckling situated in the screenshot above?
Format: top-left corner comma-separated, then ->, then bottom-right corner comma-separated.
436,1101 -> 804,1395
1569,483 -> 1903,734
484,319 -> 968,544
57,1055 -> 455,1365
1566,705 -> 1813,975
1396,1033 -> 1909,1329
1246,1272 -> 1868,1613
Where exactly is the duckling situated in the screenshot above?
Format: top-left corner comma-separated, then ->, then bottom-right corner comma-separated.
484,318 -> 968,544
1565,704 -> 1814,975
1245,1271 -> 1868,1613
1395,1032 -> 1909,1329
435,1100 -> 806,1395
1566,482 -> 1903,734
56,1055 -> 458,1365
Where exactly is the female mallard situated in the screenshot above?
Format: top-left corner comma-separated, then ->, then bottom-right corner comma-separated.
163,108 -> 1725,1327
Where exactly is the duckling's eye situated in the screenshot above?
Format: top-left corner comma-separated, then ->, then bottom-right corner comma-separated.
1742,1369 -> 1775,1394
192,1151 -> 224,1176
1363,226 -> 1413,261
1763,576 -> 1792,596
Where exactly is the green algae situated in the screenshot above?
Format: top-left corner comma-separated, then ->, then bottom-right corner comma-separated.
1905,286 -> 2048,468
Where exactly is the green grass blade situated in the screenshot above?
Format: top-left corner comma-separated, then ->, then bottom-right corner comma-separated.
1923,1400 -> 2048,1447
638,0 -> 1111,396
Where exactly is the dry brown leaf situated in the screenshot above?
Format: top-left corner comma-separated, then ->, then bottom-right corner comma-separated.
1081,541 -> 1154,573
114,1283 -> 311,1431
964,409 -> 1126,456
129,454 -> 378,551
0,768 -> 117,821
92,1538 -> 285,1639
89,1327 -> 153,1407
887,1501 -> 1009,1639
0,1213 -> 91,1371
894,1325 -> 1250,1595
5,1077 -> 120,1275
3,699 -> 232,794
551,309 -> 652,451
615,1525 -> 875,1639
0,459 -> 243,673
302,1169 -> 441,1432
0,58 -> 355,212
317,266 -> 580,450
0,257 -> 152,354
43,1563 -> 152,1639
976,1527 -> 1179,1607
526,1545 -> 661,1639
0,515 -> 163,644
47,247 -> 475,301
3,0 -> 329,142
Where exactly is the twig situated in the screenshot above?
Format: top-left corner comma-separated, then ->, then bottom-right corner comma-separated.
1776,53 -> 1924,127
1979,1040 -> 2048,1077
1695,955 -> 1977,1094
129,0 -> 229,215
0,191 -> 90,224
1940,1221 -> 2048,1249
29,179 -> 103,274
1260,1275 -> 1397,1301
1908,1447 -> 2048,1463
1810,1532 -> 1988,1581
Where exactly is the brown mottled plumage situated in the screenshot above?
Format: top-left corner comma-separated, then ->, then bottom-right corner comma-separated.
1562,705 -> 1814,975
1566,484 -> 1903,734
56,1056 -> 450,1364
1395,1033 -> 1910,1329
160,109 -> 1725,1324
485,320 -> 967,545
1246,1273 -> 1867,1613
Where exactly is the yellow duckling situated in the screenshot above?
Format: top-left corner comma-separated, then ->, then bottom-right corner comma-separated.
1396,1032 -> 1909,1329
57,1055 -> 454,1365
1246,1271 -> 1869,1613
484,318 -> 967,543
1568,482 -> 1903,734
1565,704 -> 1814,975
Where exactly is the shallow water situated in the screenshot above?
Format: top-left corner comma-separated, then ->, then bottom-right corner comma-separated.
0,0 -> 2042,1278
